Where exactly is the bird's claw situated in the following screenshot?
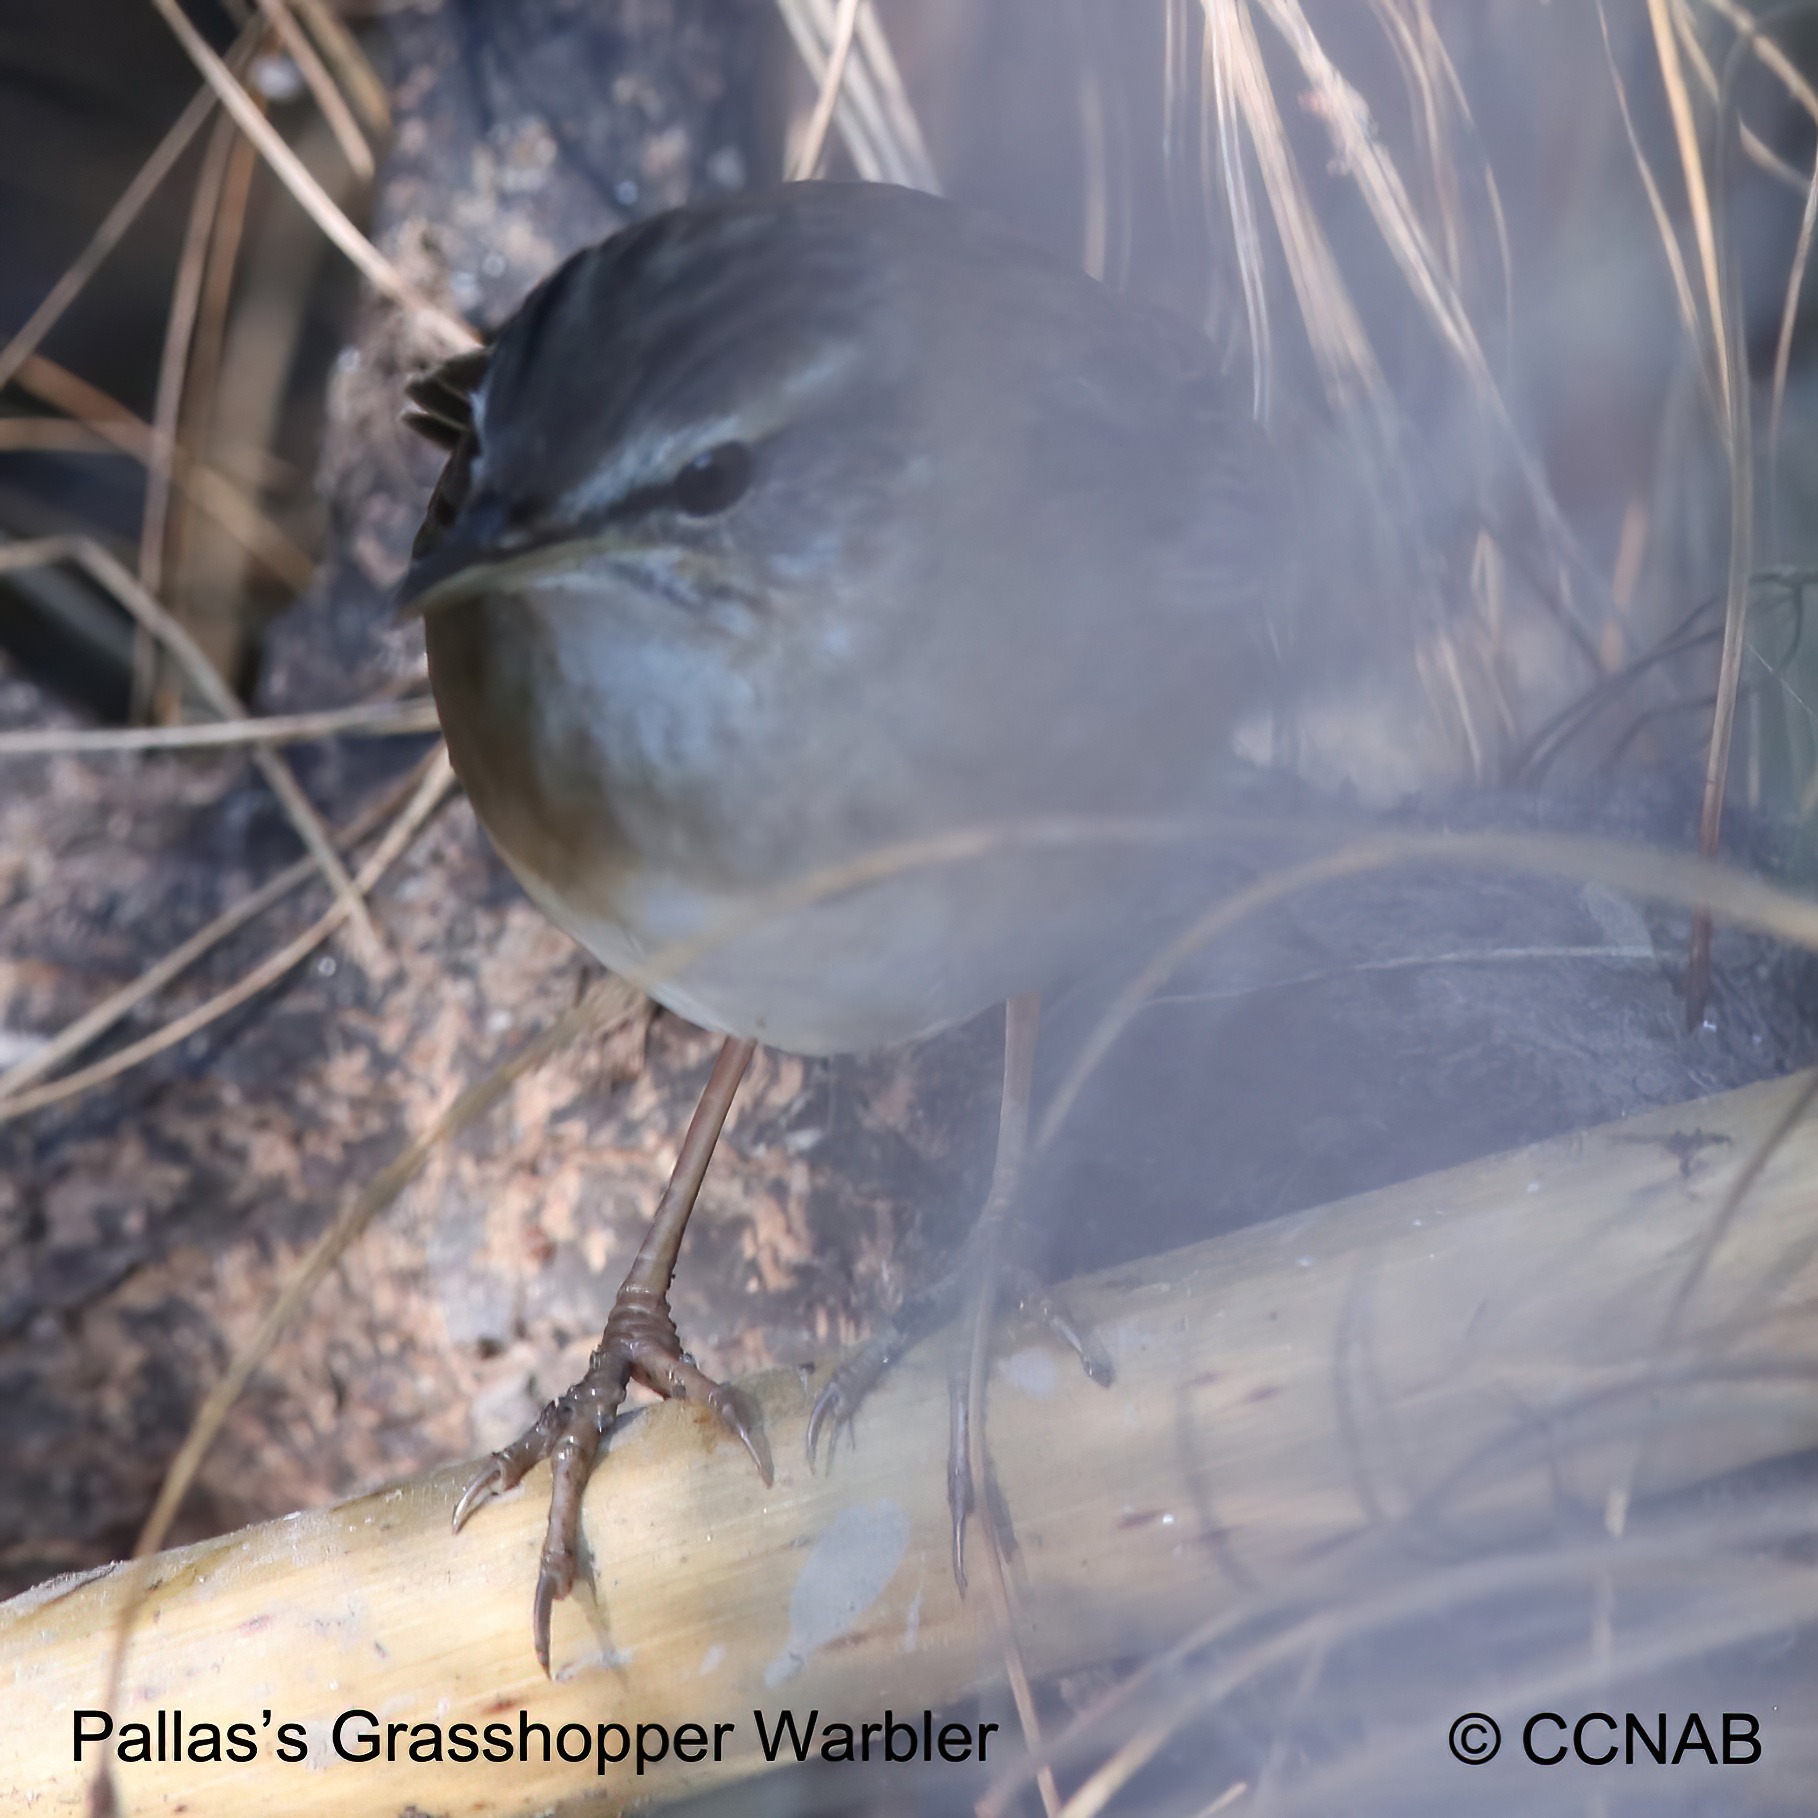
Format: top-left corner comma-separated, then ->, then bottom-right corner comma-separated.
451,1456 -> 513,1532
946,1365 -> 972,1594
806,1329 -> 902,1469
1004,1269 -> 1116,1388
451,1283 -> 769,1673
707,1381 -> 775,1485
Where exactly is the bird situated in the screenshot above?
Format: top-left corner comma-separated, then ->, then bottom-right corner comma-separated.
400,178 -> 1324,1671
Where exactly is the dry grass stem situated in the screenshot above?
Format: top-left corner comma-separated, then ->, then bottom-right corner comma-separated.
1205,0 -> 1383,409
787,0 -> 861,181
0,694 -> 440,758
1256,0 -> 1592,624
1600,0 -> 1711,421
0,22 -> 258,394
1648,0 -> 1730,425
1687,21 -> 1763,1021
289,0 -> 390,132
15,352 -> 313,589
252,0 -> 376,181
1066,0 -> 1113,282
1200,0 -> 1271,419
0,747 -> 454,1124
158,116 -> 261,720
139,107 -> 242,605
773,0 -> 940,194
148,0 -> 476,351
1674,0 -> 1806,189
1701,0 -> 1818,125
1038,824 -> 1818,1151
0,421 -> 133,453
1366,1 -> 1462,294
849,0 -> 940,190
0,748 -> 441,1104
0,536 -> 377,954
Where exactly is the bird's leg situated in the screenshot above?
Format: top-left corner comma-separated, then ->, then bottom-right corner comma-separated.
452,1033 -> 769,1673
955,990 -> 1038,1593
806,996 -> 1110,1579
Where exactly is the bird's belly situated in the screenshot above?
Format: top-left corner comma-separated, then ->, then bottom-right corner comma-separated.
507,851 -> 1105,1055
429,591 -> 1196,1055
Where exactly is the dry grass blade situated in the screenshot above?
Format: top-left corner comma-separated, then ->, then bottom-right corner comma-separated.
0,537 -> 379,956
1061,0 -> 1113,282
1251,0 -> 1597,632
0,695 -> 440,758
160,119 -> 260,722
1203,0 -> 1383,409
0,421 -> 129,453
1264,0 -> 1485,367
1203,2 -> 1272,419
289,0 -> 390,133
1388,2 -> 1520,364
1768,152 -> 1818,553
0,748 -> 440,1105
0,747 -> 453,1124
850,0 -> 939,191
774,0 -> 887,181
1047,1507 -> 1818,1818
1648,0 -> 1731,426
1674,0 -> 1807,189
1036,825 -> 1818,1153
252,0 -> 375,180
1164,0 -> 1194,206
1367,1 -> 1461,292
1600,0 -> 1711,417
787,0 -> 860,181
148,0 -> 476,351
1686,17 -> 1767,1022
1703,0 -> 1818,117
140,107 -> 241,604
0,23 -> 254,395
773,0 -> 940,194
15,352 -> 313,589
79,540 -> 384,959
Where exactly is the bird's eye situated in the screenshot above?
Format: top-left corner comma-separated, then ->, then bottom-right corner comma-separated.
671,441 -> 752,516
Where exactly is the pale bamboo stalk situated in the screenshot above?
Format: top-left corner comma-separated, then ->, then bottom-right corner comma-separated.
5,1070 -> 1815,1814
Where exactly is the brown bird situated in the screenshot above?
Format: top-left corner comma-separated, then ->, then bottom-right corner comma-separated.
402,179 -> 1316,1671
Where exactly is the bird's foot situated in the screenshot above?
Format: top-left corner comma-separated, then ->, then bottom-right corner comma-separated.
808,1257 -> 1112,1464
806,1246 -> 1112,1588
1000,1269 -> 1114,1387
453,1282 -> 771,1674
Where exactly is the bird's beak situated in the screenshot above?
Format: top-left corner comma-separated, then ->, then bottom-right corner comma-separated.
395,490 -> 514,617
396,505 -> 618,618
